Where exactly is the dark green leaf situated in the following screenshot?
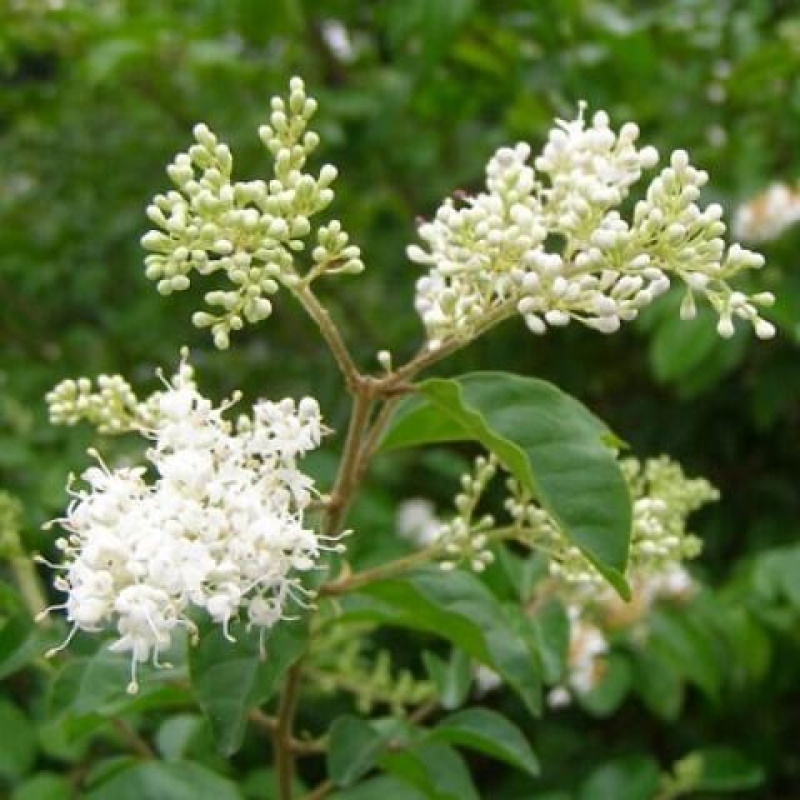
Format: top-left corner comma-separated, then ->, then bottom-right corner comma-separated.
381,374 -> 631,596
0,697 -> 37,781
381,741 -> 480,800
578,653 -> 632,717
327,716 -> 390,788
691,747 -> 765,791
343,569 -> 541,714
189,618 -> 308,756
84,761 -> 242,800
331,775 -> 425,800
11,773 -> 72,800
429,708 -> 539,776
579,754 -> 660,800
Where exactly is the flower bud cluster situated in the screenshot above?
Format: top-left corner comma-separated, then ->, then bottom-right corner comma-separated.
532,456 -> 716,589
46,370 -> 171,434
409,107 -> 775,348
141,77 -> 362,350
310,622 -> 434,716
43,358 -> 330,692
734,181 -> 800,243
394,455 -> 497,572
0,490 -> 24,560
536,457 -> 716,705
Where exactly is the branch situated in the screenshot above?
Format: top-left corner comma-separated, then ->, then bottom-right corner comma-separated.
292,283 -> 363,393
275,660 -> 306,800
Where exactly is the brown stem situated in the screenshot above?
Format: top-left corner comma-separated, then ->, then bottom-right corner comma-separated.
302,779 -> 334,800
250,710 -> 327,755
109,718 -> 155,759
320,546 -> 437,597
275,660 -> 305,800
293,283 -> 363,393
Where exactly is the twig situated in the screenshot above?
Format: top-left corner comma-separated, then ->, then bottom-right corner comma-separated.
275,660 -> 306,800
109,718 -> 155,759
293,283 -> 363,393
302,779 -> 334,800
320,546 -> 437,597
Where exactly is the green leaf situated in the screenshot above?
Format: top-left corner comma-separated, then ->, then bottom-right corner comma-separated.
84,761 -> 242,800
327,716 -> 391,788
429,708 -> 539,776
155,714 -> 206,761
0,613 -> 61,680
49,648 -> 189,739
381,741 -> 480,800
343,568 -> 541,714
11,773 -> 72,800
189,618 -> 308,756
0,697 -> 37,781
381,373 -> 631,596
331,775 -> 425,800
690,747 -> 765,791
578,652 -> 632,717
649,607 -> 722,699
422,648 -> 472,711
579,754 -> 660,800
529,597 -> 570,684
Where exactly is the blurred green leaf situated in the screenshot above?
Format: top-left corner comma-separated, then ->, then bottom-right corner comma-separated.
84,760 -> 242,800
11,773 -> 71,800
0,697 -> 37,781
421,648 -> 472,711
327,715 -> 394,788
689,747 -> 766,791
381,741 -> 480,800
579,754 -> 660,800
428,708 -> 539,776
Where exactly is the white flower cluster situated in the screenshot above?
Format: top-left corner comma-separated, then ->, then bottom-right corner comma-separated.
43,359 -> 331,692
410,107 -> 775,347
733,182 -> 800,243
141,77 -> 363,350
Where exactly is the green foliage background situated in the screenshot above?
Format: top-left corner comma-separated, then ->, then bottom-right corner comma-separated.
1,1 -> 799,798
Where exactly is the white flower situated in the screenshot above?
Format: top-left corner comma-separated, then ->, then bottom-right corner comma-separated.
410,107 -> 774,346
733,182 -> 800,243
396,498 -> 442,548
43,357 -> 335,693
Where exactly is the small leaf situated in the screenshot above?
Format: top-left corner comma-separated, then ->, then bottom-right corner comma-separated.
381,741 -> 480,800
691,747 -> 765,791
529,598 -> 570,684
0,697 -> 37,781
579,754 -> 660,800
84,761 -> 242,800
327,716 -> 391,788
11,773 -> 72,800
578,652 -> 632,717
0,613 -> 62,680
422,648 -> 472,710
382,374 -> 631,596
190,618 -> 308,755
429,708 -> 539,776
343,569 -> 541,714
331,775 -> 425,800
